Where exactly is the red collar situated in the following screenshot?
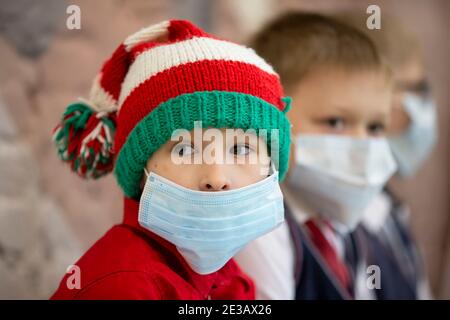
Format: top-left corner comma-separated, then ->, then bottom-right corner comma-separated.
122,197 -> 219,298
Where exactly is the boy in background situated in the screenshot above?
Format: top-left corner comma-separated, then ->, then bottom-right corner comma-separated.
235,12 -> 397,300
335,11 -> 435,299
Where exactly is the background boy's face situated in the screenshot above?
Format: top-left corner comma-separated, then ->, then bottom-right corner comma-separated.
388,55 -> 426,135
288,66 -> 392,139
142,128 -> 271,192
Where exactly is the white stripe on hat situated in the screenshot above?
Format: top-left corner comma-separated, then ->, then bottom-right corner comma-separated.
118,36 -> 277,108
124,20 -> 171,52
88,74 -> 118,112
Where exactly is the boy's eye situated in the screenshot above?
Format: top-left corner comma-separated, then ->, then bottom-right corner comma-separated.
413,80 -> 430,96
173,143 -> 196,156
231,144 -> 252,156
399,79 -> 430,96
367,122 -> 386,136
323,117 -> 345,131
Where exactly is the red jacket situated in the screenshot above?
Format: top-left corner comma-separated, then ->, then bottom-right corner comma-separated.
51,197 -> 255,300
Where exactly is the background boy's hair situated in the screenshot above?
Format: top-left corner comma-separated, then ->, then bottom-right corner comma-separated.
250,12 -> 390,93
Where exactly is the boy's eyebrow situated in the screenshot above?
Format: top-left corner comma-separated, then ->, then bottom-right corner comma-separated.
225,131 -> 259,145
318,106 -> 389,122
166,136 -> 191,149
366,111 -> 390,123
374,113 -> 390,122
315,106 -> 355,116
395,79 -> 429,93
333,107 -> 353,115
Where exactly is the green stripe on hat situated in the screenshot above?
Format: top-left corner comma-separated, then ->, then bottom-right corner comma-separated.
114,91 -> 291,199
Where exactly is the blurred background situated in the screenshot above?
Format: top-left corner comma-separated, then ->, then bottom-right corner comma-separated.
0,0 -> 448,299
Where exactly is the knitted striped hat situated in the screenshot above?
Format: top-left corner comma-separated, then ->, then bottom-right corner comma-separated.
53,20 -> 292,199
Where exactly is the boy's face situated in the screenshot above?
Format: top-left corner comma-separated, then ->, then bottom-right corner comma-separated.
142,128 -> 271,192
288,66 -> 392,138
388,55 -> 426,135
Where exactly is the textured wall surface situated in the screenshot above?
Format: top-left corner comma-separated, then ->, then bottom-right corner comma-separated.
0,0 -> 448,298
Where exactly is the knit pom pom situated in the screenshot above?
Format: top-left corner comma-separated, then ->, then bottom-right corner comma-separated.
52,102 -> 117,179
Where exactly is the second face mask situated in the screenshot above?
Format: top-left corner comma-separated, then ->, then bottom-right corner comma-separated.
388,93 -> 438,178
288,134 -> 397,230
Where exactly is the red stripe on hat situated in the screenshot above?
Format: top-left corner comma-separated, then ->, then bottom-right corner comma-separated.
114,59 -> 284,155
130,21 -> 223,62
169,20 -> 212,41
99,44 -> 131,101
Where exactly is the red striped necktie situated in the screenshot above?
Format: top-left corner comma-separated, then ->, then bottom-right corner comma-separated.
304,219 -> 352,292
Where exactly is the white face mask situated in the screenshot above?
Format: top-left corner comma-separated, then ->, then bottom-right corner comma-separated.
388,93 -> 438,178
138,164 -> 284,275
288,135 -> 397,231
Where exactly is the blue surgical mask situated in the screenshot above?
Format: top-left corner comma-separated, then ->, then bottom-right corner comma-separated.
288,135 -> 397,231
388,93 -> 438,177
138,165 -> 284,275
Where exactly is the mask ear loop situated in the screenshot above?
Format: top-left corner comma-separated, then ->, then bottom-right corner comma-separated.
268,160 -> 277,176
144,167 -> 150,177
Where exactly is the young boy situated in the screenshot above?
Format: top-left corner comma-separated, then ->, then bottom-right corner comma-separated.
335,11 -> 436,299
50,20 -> 292,299
235,13 -> 396,300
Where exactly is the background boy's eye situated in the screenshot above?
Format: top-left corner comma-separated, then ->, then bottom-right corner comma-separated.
323,117 -> 345,130
367,122 -> 386,136
231,144 -> 252,156
399,79 -> 430,97
173,143 -> 195,156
